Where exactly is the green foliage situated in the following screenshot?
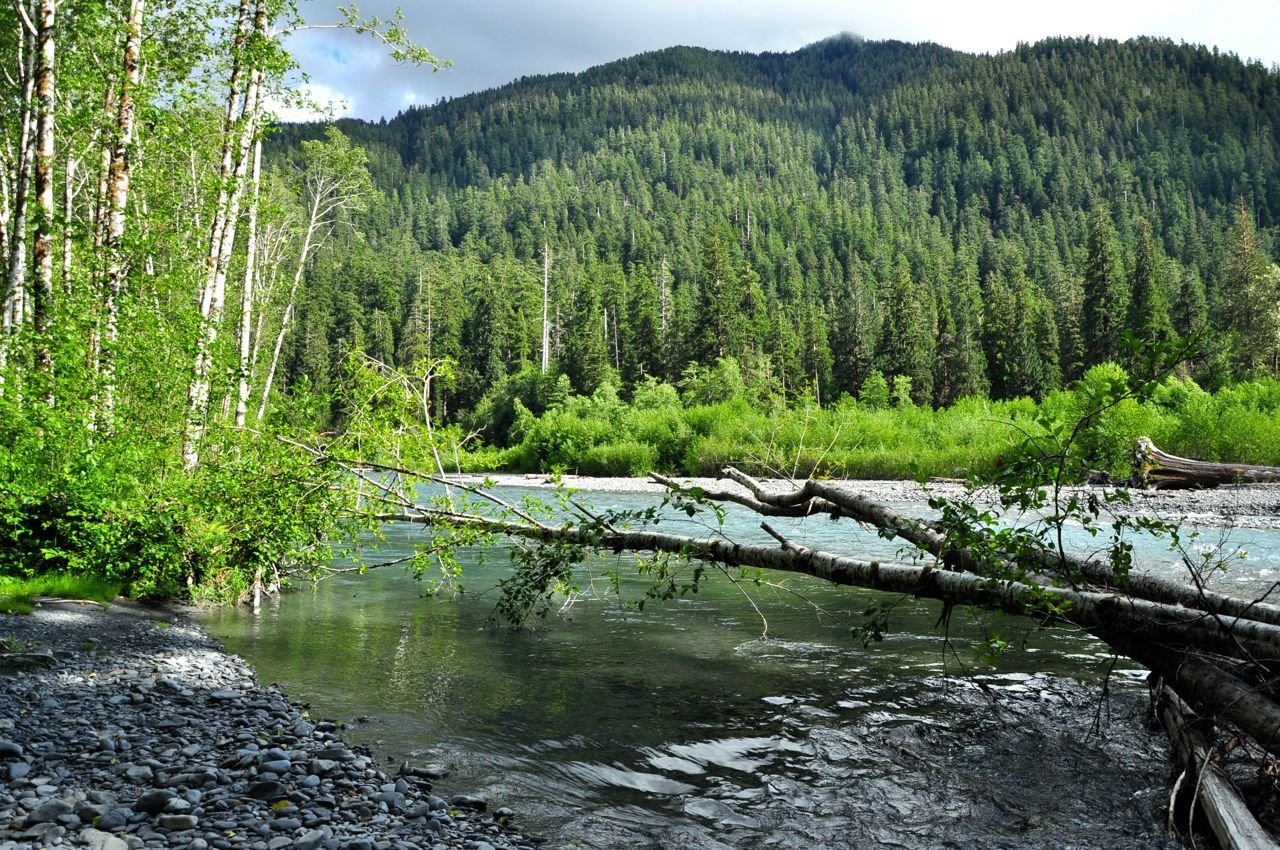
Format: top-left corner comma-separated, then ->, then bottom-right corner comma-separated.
858,370 -> 891,410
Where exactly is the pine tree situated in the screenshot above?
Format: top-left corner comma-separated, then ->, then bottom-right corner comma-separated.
829,261 -> 880,400
693,230 -> 744,363
562,268 -> 609,395
877,253 -> 935,405
1127,218 -> 1174,352
1219,200 -> 1271,372
1082,203 -> 1129,366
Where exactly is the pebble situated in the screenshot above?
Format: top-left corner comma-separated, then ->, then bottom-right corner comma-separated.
0,602 -> 531,850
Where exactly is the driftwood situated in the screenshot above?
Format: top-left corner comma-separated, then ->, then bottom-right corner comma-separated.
1153,681 -> 1280,850
1133,437 -> 1280,489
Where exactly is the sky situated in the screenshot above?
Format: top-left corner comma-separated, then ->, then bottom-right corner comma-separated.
277,0 -> 1280,122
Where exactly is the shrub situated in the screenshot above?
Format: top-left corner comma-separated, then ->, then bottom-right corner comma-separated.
578,441 -> 659,477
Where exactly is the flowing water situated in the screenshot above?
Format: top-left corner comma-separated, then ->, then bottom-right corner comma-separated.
203,485 -> 1280,849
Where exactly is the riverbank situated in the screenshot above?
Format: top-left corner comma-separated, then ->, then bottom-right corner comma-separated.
0,599 -> 535,850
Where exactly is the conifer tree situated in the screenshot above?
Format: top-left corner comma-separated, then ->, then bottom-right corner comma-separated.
1082,203 -> 1129,366
876,253 -> 935,405
1127,218 -> 1174,350
1219,201 -> 1271,373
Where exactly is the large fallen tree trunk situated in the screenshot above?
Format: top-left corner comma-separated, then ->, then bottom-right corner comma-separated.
317,452 -> 1280,847
1133,437 -> 1280,489
1153,680 -> 1278,850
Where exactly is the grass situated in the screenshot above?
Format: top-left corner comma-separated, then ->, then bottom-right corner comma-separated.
0,574 -> 121,615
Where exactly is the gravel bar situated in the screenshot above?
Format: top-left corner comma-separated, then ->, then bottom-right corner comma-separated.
465,474 -> 1280,529
0,599 -> 535,850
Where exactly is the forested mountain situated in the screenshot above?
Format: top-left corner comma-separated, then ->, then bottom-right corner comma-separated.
267,35 -> 1280,430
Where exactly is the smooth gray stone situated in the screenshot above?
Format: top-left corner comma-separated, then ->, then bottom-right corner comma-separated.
448,794 -> 486,811
293,829 -> 329,850
157,813 -> 198,830
0,740 -> 23,758
247,781 -> 287,801
26,798 -> 73,824
133,790 -> 176,815
95,808 -> 131,831
79,827 -> 130,850
125,765 -> 154,783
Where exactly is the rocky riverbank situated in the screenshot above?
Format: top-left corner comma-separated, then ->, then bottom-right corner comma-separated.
0,599 -> 536,850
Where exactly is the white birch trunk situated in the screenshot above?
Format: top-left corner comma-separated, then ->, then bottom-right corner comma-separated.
256,205 -> 320,421
60,155 -> 74,293
3,7 -> 36,345
256,301 -> 292,421
98,0 -> 144,426
182,0 -> 262,468
31,0 -> 56,383
234,135 -> 262,427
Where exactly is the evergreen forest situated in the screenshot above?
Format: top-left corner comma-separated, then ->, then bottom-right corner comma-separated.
261,35 -> 1280,474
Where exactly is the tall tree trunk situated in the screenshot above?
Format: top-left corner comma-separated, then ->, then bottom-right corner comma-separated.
98,0 -> 145,427
3,6 -> 36,370
257,202 -> 321,421
0,160 -> 10,263
234,134 -> 262,427
92,83 -> 118,251
60,154 -> 74,293
256,300 -> 291,421
183,0 -> 263,468
31,0 -> 56,384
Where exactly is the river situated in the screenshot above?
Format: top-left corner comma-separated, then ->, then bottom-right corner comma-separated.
202,482 -> 1280,848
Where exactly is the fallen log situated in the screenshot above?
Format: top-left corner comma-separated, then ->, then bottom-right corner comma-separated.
1152,680 -> 1280,850
1133,437 -> 1280,490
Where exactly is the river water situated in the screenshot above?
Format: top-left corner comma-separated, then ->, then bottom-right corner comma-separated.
203,484 -> 1280,849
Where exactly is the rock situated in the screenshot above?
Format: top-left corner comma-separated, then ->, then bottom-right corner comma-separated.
448,794 -> 486,811
9,760 -> 31,780
248,780 -> 288,801
125,765 -> 154,783
80,827 -> 131,850
260,758 -> 292,773
95,807 -> 131,831
308,759 -> 337,775
0,739 -> 24,758
294,828 -> 330,850
156,813 -> 199,830
26,798 -> 73,824
133,789 -> 176,815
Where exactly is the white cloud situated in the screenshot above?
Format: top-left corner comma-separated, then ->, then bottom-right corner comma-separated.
265,82 -> 355,123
